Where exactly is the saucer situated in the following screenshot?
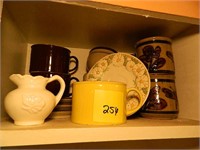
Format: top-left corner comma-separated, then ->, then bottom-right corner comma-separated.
48,111 -> 71,119
58,97 -> 72,104
86,53 -> 150,116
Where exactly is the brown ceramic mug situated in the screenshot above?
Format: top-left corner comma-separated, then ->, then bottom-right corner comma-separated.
140,74 -> 179,119
30,71 -> 79,98
135,36 -> 175,74
30,44 -> 79,75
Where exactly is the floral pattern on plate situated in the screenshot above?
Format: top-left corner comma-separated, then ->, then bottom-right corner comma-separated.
86,53 -> 150,115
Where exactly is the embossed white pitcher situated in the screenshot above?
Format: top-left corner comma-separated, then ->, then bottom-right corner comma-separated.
4,74 -> 65,125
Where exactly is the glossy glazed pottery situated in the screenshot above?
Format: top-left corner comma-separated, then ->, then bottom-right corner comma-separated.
140,74 -> 179,119
135,36 -> 179,119
86,47 -> 117,71
49,97 -> 72,119
135,36 -> 175,74
30,44 -> 79,75
86,52 -> 150,115
31,71 -> 79,98
4,74 -> 65,125
71,81 -> 142,125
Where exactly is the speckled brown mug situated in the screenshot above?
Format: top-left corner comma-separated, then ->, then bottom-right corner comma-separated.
135,36 -> 175,74
140,74 -> 179,119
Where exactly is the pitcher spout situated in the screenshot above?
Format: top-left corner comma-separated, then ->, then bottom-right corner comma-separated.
9,74 -> 23,86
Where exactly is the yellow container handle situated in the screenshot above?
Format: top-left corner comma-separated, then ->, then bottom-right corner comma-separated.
126,88 -> 142,116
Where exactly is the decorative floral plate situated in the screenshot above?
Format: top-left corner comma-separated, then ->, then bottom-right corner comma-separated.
86,53 -> 151,116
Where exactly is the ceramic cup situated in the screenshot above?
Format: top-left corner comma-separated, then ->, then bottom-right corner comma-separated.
135,36 -> 175,74
71,81 -> 142,125
30,44 -> 79,75
140,74 -> 179,119
30,71 -> 79,98
86,47 -> 117,72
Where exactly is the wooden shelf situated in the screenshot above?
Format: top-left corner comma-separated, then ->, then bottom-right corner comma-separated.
1,117 -> 199,147
3,1 -> 199,52
1,0 -> 200,148
89,0 -> 200,19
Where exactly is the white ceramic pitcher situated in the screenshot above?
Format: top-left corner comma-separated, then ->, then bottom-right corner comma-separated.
4,74 -> 65,125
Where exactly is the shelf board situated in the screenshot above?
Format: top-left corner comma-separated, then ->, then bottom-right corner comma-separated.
89,0 -> 200,19
3,1 -> 199,51
1,117 -> 199,147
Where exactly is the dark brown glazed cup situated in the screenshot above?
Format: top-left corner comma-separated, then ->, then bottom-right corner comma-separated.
30,71 -> 79,98
30,44 -> 79,75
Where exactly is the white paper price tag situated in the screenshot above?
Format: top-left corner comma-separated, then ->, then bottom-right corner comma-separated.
93,90 -> 124,123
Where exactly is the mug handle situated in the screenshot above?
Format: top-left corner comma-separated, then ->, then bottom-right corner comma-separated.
47,75 -> 66,105
68,77 -> 79,96
126,88 -> 142,116
69,56 -> 79,75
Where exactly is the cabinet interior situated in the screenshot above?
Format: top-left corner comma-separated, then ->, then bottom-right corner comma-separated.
2,1 -> 198,50
2,1 -> 199,120
1,1 -> 199,148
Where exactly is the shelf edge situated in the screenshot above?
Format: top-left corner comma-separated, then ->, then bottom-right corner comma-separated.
1,125 -> 199,147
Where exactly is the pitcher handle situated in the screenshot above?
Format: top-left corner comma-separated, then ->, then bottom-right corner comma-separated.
47,75 -> 66,105
126,88 -> 142,116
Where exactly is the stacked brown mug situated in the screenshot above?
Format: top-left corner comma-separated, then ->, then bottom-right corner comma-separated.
29,44 -> 79,98
135,36 -> 178,119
